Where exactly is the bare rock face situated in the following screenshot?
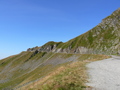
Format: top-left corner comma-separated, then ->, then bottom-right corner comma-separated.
27,8 -> 120,55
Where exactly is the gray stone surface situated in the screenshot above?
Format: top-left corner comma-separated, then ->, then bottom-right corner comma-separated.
86,56 -> 120,90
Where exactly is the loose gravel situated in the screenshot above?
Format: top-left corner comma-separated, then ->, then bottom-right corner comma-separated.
86,56 -> 120,90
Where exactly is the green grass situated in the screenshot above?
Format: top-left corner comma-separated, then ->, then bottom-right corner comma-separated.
0,52 -> 82,89
19,54 -> 110,90
0,50 -> 110,90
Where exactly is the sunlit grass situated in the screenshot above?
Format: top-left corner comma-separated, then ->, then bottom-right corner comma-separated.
19,54 -> 110,90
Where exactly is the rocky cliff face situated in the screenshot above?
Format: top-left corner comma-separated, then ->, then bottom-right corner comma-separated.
27,8 -> 120,55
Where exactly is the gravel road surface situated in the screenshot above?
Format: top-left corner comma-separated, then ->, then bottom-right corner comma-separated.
86,56 -> 120,90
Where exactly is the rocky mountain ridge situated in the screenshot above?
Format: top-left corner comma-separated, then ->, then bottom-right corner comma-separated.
27,8 -> 120,55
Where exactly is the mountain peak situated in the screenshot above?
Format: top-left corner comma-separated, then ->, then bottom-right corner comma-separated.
112,8 -> 120,15
117,7 -> 120,11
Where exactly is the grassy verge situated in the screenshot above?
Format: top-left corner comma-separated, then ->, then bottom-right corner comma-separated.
19,54 -> 110,90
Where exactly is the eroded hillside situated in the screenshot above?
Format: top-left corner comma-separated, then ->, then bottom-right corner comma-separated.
0,51 -> 109,90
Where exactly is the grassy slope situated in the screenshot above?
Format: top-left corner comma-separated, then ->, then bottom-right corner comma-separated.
0,50 -> 110,90
0,51 -> 52,89
70,9 -> 119,51
18,54 -> 110,90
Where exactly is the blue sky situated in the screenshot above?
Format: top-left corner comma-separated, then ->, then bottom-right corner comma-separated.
0,0 -> 120,59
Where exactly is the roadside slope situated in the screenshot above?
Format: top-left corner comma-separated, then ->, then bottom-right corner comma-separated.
86,56 -> 120,90
17,54 -> 109,90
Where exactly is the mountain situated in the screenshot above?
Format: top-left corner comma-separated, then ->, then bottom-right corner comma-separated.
28,8 -> 120,55
0,8 -> 119,90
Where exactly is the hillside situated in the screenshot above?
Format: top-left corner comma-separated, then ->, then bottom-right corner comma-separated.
28,8 -> 120,55
0,8 -> 119,90
0,51 -> 109,90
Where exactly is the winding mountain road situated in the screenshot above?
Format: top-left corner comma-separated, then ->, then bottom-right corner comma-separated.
86,56 -> 120,90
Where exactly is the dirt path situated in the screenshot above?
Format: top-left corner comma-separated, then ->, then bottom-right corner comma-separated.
86,56 -> 120,90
